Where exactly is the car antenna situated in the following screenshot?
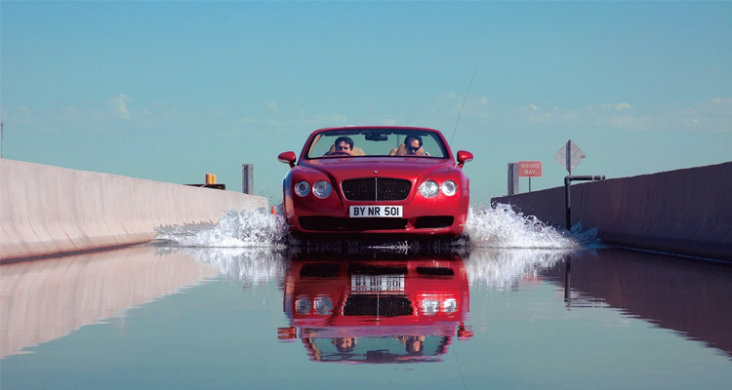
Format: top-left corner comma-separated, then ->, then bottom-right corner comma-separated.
449,66 -> 477,147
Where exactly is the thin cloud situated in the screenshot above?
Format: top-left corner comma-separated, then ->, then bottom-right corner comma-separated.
267,100 -> 280,113
109,94 -> 129,115
425,94 -> 731,134
601,103 -> 632,110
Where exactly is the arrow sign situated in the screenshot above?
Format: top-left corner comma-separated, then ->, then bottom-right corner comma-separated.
554,140 -> 585,174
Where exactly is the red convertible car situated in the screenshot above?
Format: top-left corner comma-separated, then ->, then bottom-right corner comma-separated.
277,256 -> 473,363
277,126 -> 473,237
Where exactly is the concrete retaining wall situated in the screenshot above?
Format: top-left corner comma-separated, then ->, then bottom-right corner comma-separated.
491,162 -> 732,262
1,159 -> 268,262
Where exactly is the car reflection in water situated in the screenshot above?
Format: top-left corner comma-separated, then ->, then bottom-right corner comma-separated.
278,254 -> 473,363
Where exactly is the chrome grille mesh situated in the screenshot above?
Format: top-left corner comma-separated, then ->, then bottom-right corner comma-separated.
341,178 -> 411,201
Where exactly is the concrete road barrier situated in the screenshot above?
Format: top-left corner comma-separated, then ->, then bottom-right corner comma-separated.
0,159 -> 267,262
491,162 -> 732,262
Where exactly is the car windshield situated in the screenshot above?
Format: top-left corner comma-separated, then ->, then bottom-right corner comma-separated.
306,129 -> 449,159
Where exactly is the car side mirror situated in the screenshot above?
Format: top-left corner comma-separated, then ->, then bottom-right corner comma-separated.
457,150 -> 473,168
278,151 -> 297,168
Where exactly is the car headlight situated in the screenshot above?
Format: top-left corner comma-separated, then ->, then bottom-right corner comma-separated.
295,181 -> 310,197
313,296 -> 333,315
419,180 -> 439,198
443,298 -> 458,313
441,180 -> 457,196
312,180 -> 332,199
295,298 -> 311,314
421,299 -> 439,315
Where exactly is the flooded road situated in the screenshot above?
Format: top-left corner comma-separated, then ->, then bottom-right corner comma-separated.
2,245 -> 731,390
2,206 -> 731,389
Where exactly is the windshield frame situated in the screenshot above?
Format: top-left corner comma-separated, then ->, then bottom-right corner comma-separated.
302,127 -> 451,161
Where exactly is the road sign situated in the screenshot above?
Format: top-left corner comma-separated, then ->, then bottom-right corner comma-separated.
518,161 -> 542,177
554,140 -> 585,174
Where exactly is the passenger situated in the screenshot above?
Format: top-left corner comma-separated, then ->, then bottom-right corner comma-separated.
402,335 -> 425,355
389,135 -> 426,156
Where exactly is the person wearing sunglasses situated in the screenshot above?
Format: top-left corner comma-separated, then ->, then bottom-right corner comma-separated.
389,135 -> 426,156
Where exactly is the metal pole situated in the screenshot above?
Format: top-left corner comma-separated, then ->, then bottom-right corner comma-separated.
564,254 -> 572,309
529,177 -> 532,192
507,163 -> 519,195
242,164 -> 254,195
565,176 -> 572,230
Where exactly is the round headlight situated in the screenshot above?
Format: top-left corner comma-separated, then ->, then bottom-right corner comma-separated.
419,180 -> 439,198
421,299 -> 439,315
443,298 -> 458,313
313,296 -> 333,315
441,180 -> 458,196
295,181 -> 310,197
295,298 -> 311,314
312,180 -> 332,199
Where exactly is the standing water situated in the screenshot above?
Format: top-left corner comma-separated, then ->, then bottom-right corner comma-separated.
2,205 -> 730,389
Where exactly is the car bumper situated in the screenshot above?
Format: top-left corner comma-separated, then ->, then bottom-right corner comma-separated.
284,190 -> 469,237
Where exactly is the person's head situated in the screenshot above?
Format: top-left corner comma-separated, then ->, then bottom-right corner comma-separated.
404,336 -> 424,355
404,135 -> 423,155
332,337 -> 357,353
334,136 -> 354,154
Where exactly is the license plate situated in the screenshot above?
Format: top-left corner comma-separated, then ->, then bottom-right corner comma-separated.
351,275 -> 405,294
349,205 -> 402,218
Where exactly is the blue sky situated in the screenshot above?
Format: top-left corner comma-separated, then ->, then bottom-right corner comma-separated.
2,1 -> 730,204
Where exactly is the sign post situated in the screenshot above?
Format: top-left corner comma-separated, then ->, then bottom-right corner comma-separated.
517,161 -> 542,192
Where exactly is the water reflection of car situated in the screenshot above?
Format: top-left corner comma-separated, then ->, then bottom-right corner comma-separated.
278,256 -> 473,363
277,126 -> 473,238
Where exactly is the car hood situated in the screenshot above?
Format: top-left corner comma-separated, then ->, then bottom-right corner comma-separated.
299,157 -> 457,181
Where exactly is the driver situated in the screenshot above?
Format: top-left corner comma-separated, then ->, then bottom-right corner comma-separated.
332,136 -> 354,155
326,136 -> 366,156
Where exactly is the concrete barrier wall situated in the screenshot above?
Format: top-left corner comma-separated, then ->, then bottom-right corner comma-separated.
0,159 -> 268,262
491,162 -> 732,262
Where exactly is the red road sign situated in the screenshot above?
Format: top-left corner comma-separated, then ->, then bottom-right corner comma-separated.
518,161 -> 542,177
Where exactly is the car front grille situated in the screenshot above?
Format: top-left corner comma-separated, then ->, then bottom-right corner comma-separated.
343,295 -> 413,317
341,178 -> 411,201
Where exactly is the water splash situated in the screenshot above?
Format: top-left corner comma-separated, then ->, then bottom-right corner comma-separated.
464,248 -> 569,291
154,203 -> 599,250
465,203 -> 596,249
155,207 -> 289,248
